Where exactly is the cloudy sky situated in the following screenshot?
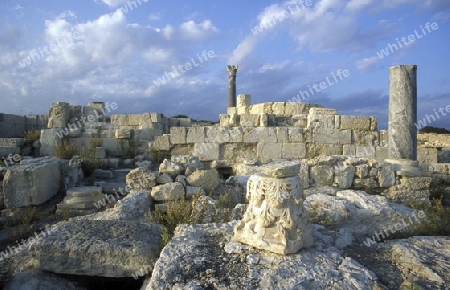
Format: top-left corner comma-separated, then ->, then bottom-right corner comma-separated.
0,0 -> 449,129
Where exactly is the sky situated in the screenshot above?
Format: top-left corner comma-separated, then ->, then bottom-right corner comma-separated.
0,0 -> 449,129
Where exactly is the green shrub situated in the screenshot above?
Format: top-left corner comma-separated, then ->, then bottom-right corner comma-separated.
53,141 -> 78,159
24,130 -> 41,142
409,195 -> 450,236
78,148 -> 104,176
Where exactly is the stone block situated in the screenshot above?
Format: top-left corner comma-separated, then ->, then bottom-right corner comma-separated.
228,127 -> 243,142
339,116 -> 372,130
115,129 -> 131,139
159,159 -> 183,177
271,102 -> 285,115
40,129 -> 63,157
355,164 -> 369,178
333,164 -> 355,189
237,94 -> 251,107
100,138 -> 129,157
0,146 -> 20,156
377,164 -> 395,187
307,114 -> 336,130
259,114 -> 277,127
169,127 -> 186,145
0,138 -> 25,147
126,168 -> 157,190
3,158 -> 61,207
310,165 -> 334,187
248,103 -> 265,115
132,129 -> 163,142
288,127 -> 304,142
281,143 -> 306,159
343,144 -> 356,156
418,147 -> 438,164
240,115 -> 260,127
110,115 -> 128,126
154,135 -> 171,151
285,102 -> 310,115
352,178 -> 378,190
151,183 -> 185,201
243,128 -> 277,143
185,186 -> 206,199
227,107 -> 237,115
309,108 -> 337,115
171,144 -> 194,156
150,113 -> 163,123
352,130 -> 379,146
186,127 -> 206,143
356,146 -> 376,158
207,127 -> 230,143
186,169 -> 219,192
370,117 -> 378,131
260,161 -> 301,178
237,106 -> 249,115
193,143 -> 219,161
257,143 -> 282,162
306,144 -> 342,158
311,128 -> 351,144
277,127 -> 289,142
47,102 -> 70,128
375,146 -> 389,162
219,114 -> 239,127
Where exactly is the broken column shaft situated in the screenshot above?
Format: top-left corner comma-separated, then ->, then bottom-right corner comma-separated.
388,65 -> 418,161
227,65 -> 238,108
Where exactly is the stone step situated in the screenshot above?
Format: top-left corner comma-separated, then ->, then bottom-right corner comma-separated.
113,168 -> 133,180
65,186 -> 102,197
62,195 -> 105,204
57,202 -> 100,210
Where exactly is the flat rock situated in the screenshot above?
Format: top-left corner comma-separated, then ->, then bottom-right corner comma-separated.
259,161 -> 301,178
28,219 -> 161,277
4,270 -> 86,290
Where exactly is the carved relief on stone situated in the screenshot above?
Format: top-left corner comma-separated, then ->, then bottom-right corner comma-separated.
234,174 -> 313,255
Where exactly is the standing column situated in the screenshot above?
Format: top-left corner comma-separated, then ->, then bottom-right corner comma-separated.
227,65 -> 238,108
388,65 -> 417,161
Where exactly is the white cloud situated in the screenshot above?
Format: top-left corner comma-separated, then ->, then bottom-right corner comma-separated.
355,56 -> 380,71
179,20 -> 219,42
96,0 -> 128,8
148,12 -> 161,21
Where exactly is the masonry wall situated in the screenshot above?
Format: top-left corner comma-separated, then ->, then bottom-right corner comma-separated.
0,113 -> 48,137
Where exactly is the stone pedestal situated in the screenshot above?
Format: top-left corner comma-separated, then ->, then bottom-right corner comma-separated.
388,65 -> 417,160
56,186 -> 105,217
227,65 -> 238,108
234,162 -> 313,254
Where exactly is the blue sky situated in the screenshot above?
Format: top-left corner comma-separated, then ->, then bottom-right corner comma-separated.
0,0 -> 449,129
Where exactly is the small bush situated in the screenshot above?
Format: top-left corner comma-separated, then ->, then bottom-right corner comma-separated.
78,148 -> 104,176
419,126 -> 450,134
409,195 -> 450,236
53,141 -> 78,159
24,130 -> 41,142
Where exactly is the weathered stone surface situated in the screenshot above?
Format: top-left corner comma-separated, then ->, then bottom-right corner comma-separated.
171,155 -> 204,175
339,116 -> 372,130
4,270 -> 86,290
3,157 -> 61,208
153,134 -> 171,151
185,186 -> 206,199
40,129 -> 62,157
47,102 -> 70,128
377,164 -> 395,187
144,222 -> 384,289
257,143 -> 282,162
287,127 -> 304,142
334,164 -> 355,189
28,219 -> 161,277
151,182 -> 185,201
186,169 -> 219,192
234,174 -> 313,254
243,127 -> 277,143
310,165 -> 334,187
169,127 -> 186,144
259,161 -> 301,178
115,128 -> 131,139
418,147 -> 438,164
156,173 -> 173,184
125,168 -> 156,190
193,142 -> 219,161
159,159 -> 183,177
56,186 -> 104,216
237,94 -> 251,107
307,114 -> 336,130
186,127 -> 205,143
281,143 -> 306,159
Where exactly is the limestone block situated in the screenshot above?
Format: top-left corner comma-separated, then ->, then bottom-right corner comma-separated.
237,94 -> 251,107
339,116 -> 372,130
272,102 -> 285,115
150,113 -> 163,123
334,164 -> 355,189
170,145 -> 194,158
237,106 -> 249,115
110,115 -> 128,126
126,168 -> 157,190
234,174 -> 313,254
227,107 -> 237,115
355,164 -> 369,179
0,146 -> 20,156
343,144 -> 356,156
399,176 -> 432,191
207,127 -> 230,143
186,169 -> 219,192
282,143 -> 307,159
169,127 -> 186,145
353,130 -> 379,146
219,143 -> 239,161
115,129 -> 131,139
370,117 -> 378,131
243,127 -> 277,143
186,127 -> 206,143
193,143 -> 219,161
285,102 -> 310,115
312,129 -> 351,144
310,165 -> 334,187
240,115 -> 260,127
375,146 -> 389,162
356,146 -> 376,158
159,159 -> 183,177
40,129 -> 63,157
277,127 -> 289,142
259,114 -> 277,127
154,135 -> 171,151
56,186 -> 104,214
377,164 -> 395,187
151,183 -> 185,201
0,138 -> 25,147
185,186 -> 206,199
132,128 -> 163,142
299,162 -> 310,189
418,147 -> 438,164
309,108 -> 337,115
260,161 -> 301,178
47,102 -> 70,128
219,114 -> 239,127
83,104 -> 106,123
352,178 -> 378,189
288,127 -> 304,142
292,114 -> 308,127
257,143 -> 282,162
307,144 -> 342,158
307,114 -> 336,130
228,127 -> 243,142
100,138 -> 129,157
249,103 -> 265,115
3,158 -> 61,207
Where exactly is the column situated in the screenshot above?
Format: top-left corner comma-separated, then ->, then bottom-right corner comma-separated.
227,65 -> 238,108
